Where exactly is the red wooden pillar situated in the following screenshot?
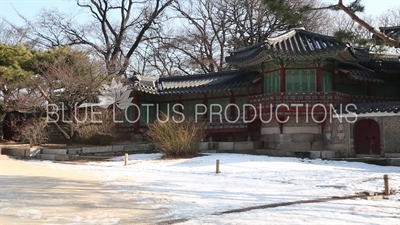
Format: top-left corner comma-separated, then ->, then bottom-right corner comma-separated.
316,66 -> 323,92
280,65 -> 286,93
133,91 -> 140,134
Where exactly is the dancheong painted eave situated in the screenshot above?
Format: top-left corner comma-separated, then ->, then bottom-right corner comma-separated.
225,27 -> 370,68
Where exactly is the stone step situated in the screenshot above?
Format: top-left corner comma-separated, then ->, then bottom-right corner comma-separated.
384,153 -> 400,158
36,153 -> 74,161
123,143 -> 155,152
42,148 -> 68,155
36,153 -> 57,161
1,147 -> 42,157
198,141 -> 261,151
255,149 -> 335,159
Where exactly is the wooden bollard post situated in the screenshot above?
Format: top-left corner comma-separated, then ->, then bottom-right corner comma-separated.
124,153 -> 128,166
384,174 -> 390,195
216,159 -> 220,174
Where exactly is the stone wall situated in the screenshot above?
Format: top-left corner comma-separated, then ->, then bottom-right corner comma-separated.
260,117 -> 320,135
261,117 -> 323,152
323,115 -> 400,157
382,116 -> 400,155
263,133 -> 323,151
323,117 -> 350,157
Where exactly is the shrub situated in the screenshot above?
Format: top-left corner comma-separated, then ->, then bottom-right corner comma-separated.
146,113 -> 206,158
84,134 -> 115,145
11,116 -> 49,146
77,109 -> 118,145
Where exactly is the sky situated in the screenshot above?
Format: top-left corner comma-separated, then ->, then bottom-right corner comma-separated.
0,0 -> 399,26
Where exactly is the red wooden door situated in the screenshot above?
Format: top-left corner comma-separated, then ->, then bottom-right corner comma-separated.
355,119 -> 381,155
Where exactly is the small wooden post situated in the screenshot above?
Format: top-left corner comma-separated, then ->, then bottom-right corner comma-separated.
384,174 -> 390,195
124,153 -> 129,166
216,159 -> 220,174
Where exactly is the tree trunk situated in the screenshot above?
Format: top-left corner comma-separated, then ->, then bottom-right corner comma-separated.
337,0 -> 400,48
0,112 -> 5,142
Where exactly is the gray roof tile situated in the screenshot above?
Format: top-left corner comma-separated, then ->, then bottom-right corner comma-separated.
339,64 -> 384,83
127,70 -> 261,95
226,28 -> 370,65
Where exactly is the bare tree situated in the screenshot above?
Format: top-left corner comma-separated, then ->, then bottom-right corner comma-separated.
145,0 -> 331,76
33,47 -> 107,143
16,0 -> 174,76
0,20 -> 29,46
376,7 -> 400,27
144,35 -> 190,76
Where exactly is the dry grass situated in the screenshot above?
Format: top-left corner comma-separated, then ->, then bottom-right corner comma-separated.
146,113 -> 206,158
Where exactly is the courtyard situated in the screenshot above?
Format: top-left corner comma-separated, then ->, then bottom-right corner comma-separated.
1,153 -> 399,224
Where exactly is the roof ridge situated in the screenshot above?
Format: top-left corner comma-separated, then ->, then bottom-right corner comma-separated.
159,70 -> 244,82
230,42 -> 264,54
266,29 -> 297,44
266,29 -> 338,45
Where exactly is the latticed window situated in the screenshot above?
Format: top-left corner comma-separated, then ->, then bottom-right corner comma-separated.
264,71 -> 280,93
322,71 -> 332,92
286,69 -> 316,93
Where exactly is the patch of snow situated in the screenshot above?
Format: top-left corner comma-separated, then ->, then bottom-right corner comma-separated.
51,154 -> 400,224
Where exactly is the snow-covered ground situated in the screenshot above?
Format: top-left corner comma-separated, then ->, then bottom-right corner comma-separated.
71,153 -> 400,224
2,153 -> 399,224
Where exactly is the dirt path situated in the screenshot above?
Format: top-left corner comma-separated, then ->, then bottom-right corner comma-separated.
0,156 -> 162,225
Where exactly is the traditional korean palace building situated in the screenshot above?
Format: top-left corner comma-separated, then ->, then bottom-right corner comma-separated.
123,27 -> 400,158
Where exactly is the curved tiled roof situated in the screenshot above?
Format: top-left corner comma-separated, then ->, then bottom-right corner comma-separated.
377,26 -> 400,39
359,55 -> 400,80
127,70 -> 261,95
339,64 -> 384,83
127,76 -> 158,94
226,28 -> 370,68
